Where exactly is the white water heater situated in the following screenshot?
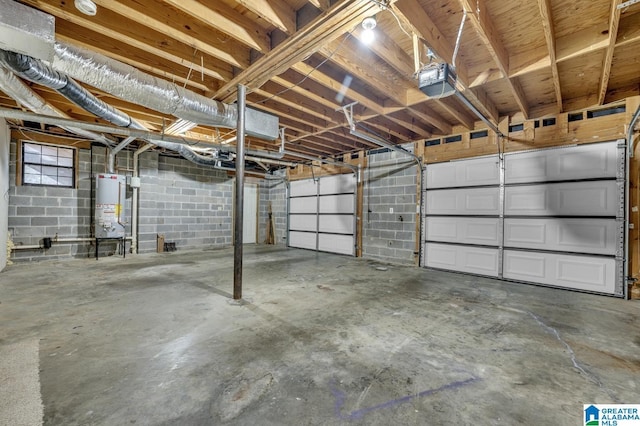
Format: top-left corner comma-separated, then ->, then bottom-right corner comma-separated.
95,173 -> 126,238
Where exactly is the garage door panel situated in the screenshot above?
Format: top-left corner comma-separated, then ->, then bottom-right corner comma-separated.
426,243 -> 499,276
289,231 -> 316,250
290,179 -> 318,197
319,194 -> 354,214
318,234 -> 354,255
289,175 -> 356,257
504,181 -> 618,216
505,142 -> 618,183
319,174 -> 355,195
319,215 -> 354,234
289,197 -> 317,214
426,187 -> 500,215
289,214 -> 316,232
426,156 -> 500,188
504,218 -> 617,255
503,250 -> 616,294
426,217 -> 500,246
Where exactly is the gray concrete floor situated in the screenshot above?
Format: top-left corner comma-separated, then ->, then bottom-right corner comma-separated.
1,245 -> 639,425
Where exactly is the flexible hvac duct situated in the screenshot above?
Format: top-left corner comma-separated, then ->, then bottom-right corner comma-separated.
0,50 -> 132,127
0,65 -> 112,145
0,48 -> 229,168
53,42 -> 237,129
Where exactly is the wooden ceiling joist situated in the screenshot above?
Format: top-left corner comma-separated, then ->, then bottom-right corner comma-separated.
598,0 -> 623,105
91,0 -> 249,69
161,0 -> 271,52
214,0 -> 381,103
4,0 -> 640,160
235,0 -> 296,35
537,0 -> 563,112
459,0 -> 530,118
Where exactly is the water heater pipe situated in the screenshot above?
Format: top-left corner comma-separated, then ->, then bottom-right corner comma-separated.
108,136 -> 136,173
131,143 -> 153,254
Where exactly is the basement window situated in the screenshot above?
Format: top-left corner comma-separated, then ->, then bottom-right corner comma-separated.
568,112 -> 583,122
21,142 -> 75,188
542,118 -> 556,127
470,130 -> 488,139
444,135 -> 462,144
508,124 -> 524,133
425,138 -> 441,147
587,105 -> 626,119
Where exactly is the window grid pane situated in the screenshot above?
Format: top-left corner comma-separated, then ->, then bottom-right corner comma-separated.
22,142 -> 75,188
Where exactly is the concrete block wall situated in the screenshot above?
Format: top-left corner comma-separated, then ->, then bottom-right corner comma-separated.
9,142 -> 96,261
0,120 -> 9,271
8,141 -> 243,262
136,152 -> 234,253
362,146 -> 419,265
258,172 -> 287,245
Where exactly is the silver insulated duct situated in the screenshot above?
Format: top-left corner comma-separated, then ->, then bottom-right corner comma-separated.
0,48 -> 230,169
52,42 -> 279,141
0,65 -> 112,145
53,43 -> 236,128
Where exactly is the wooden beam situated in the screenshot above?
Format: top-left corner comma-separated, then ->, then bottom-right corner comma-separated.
460,0 -> 529,118
306,0 -> 330,11
91,0 -> 249,68
537,0 -> 563,112
556,25 -> 610,63
407,106 -> 452,135
253,84 -> 344,124
318,36 -> 409,106
598,0 -> 623,105
437,97 -> 475,129
20,1 -> 233,83
392,0 -> 454,63
214,0 -> 381,103
386,113 -> 433,139
162,0 -> 271,52
234,0 -> 296,34
353,26 -> 415,79
291,61 -> 385,115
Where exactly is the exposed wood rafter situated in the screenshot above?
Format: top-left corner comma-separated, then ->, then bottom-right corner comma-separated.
161,0 -> 271,52
459,0 -> 529,118
214,0 -> 381,103
537,0 -> 563,112
598,0 -> 623,105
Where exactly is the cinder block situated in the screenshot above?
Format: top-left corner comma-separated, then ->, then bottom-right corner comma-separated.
46,207 -> 75,216
8,217 -> 30,226
9,195 -> 31,205
17,206 -> 45,216
32,217 -> 58,226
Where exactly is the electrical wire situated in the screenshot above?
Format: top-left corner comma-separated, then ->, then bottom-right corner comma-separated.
386,4 -> 413,39
452,9 -> 467,70
15,126 -> 98,143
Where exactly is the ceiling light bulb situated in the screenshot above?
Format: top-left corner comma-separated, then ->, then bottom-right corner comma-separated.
74,0 -> 97,16
361,28 -> 375,45
362,16 -> 377,31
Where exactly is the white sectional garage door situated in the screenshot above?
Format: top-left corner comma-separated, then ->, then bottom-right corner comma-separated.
424,155 -> 501,277
288,174 -> 356,256
423,141 -> 625,296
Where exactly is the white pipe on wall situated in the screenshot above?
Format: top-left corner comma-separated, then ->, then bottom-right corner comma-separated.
131,144 -> 153,254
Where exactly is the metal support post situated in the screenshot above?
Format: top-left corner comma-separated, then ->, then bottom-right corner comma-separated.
233,85 -> 246,300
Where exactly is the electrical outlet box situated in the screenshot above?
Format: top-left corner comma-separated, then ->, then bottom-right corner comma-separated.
129,176 -> 141,188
